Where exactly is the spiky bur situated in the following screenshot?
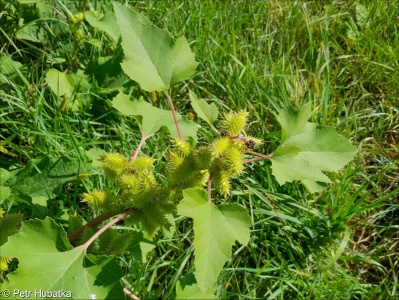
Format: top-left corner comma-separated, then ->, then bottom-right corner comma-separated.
102,153 -> 129,179
221,110 -> 249,136
167,141 -> 209,191
82,190 -> 116,210
125,200 -> 176,237
225,147 -> 244,176
165,133 -> 245,197
0,256 -> 13,271
131,156 -> 156,172
211,137 -> 231,158
244,136 -> 263,149
172,138 -> 192,156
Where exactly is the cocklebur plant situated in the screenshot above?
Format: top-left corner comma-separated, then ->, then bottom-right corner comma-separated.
0,3 -> 357,299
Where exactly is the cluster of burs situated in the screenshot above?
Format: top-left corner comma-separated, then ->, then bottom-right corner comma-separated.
83,110 -> 261,236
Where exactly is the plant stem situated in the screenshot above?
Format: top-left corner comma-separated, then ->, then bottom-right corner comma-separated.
207,174 -> 213,203
246,150 -> 273,159
211,125 -> 220,135
123,288 -> 141,300
164,90 -> 183,140
243,152 -> 273,164
130,133 -> 153,163
82,0 -> 87,15
68,210 -> 124,245
82,209 -> 134,254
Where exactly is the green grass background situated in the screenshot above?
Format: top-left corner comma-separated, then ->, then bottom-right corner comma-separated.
0,0 -> 398,299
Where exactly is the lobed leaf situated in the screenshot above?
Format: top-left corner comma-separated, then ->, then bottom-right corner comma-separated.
5,156 -> 91,206
127,231 -> 156,263
112,92 -> 197,141
0,213 -> 23,246
189,90 -> 218,125
275,102 -> 316,143
177,188 -> 251,293
271,104 -> 357,192
1,217 -> 124,299
85,10 -> 120,42
113,3 -> 198,91
176,273 -> 217,299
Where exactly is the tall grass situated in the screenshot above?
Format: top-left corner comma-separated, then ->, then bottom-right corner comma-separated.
0,0 -> 398,298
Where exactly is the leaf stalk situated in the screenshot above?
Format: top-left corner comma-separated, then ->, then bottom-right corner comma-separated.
164,90 -> 183,140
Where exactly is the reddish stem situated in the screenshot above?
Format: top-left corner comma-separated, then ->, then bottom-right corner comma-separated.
123,288 -> 141,300
129,134 -> 153,163
83,209 -> 135,254
164,90 -> 183,140
246,150 -> 273,159
207,174 -> 213,203
68,210 -> 123,245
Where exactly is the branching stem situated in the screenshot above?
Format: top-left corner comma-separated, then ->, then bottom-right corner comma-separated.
164,90 -> 183,140
82,209 -> 134,254
130,133 -> 154,162
243,152 -> 273,164
123,288 -> 141,300
68,210 -> 123,245
246,150 -> 273,159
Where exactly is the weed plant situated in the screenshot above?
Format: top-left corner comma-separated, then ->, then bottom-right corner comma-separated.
0,0 -> 398,299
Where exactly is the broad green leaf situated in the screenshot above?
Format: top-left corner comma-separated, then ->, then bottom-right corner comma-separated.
0,213 -> 23,246
113,3 -> 198,91
46,68 -> 74,98
0,186 -> 10,201
162,214 -> 176,239
112,92 -> 198,141
271,150 -> 332,187
16,19 -> 47,43
86,148 -> 107,168
176,273 -> 217,299
271,104 -> 356,192
178,188 -> 251,293
86,51 -> 128,91
127,231 -> 156,263
0,54 -> 23,76
5,156 -> 90,206
85,10 -> 120,42
189,90 -> 218,125
1,217 -> 124,299
276,102 -> 315,143
0,168 -> 11,184
284,127 -> 357,172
